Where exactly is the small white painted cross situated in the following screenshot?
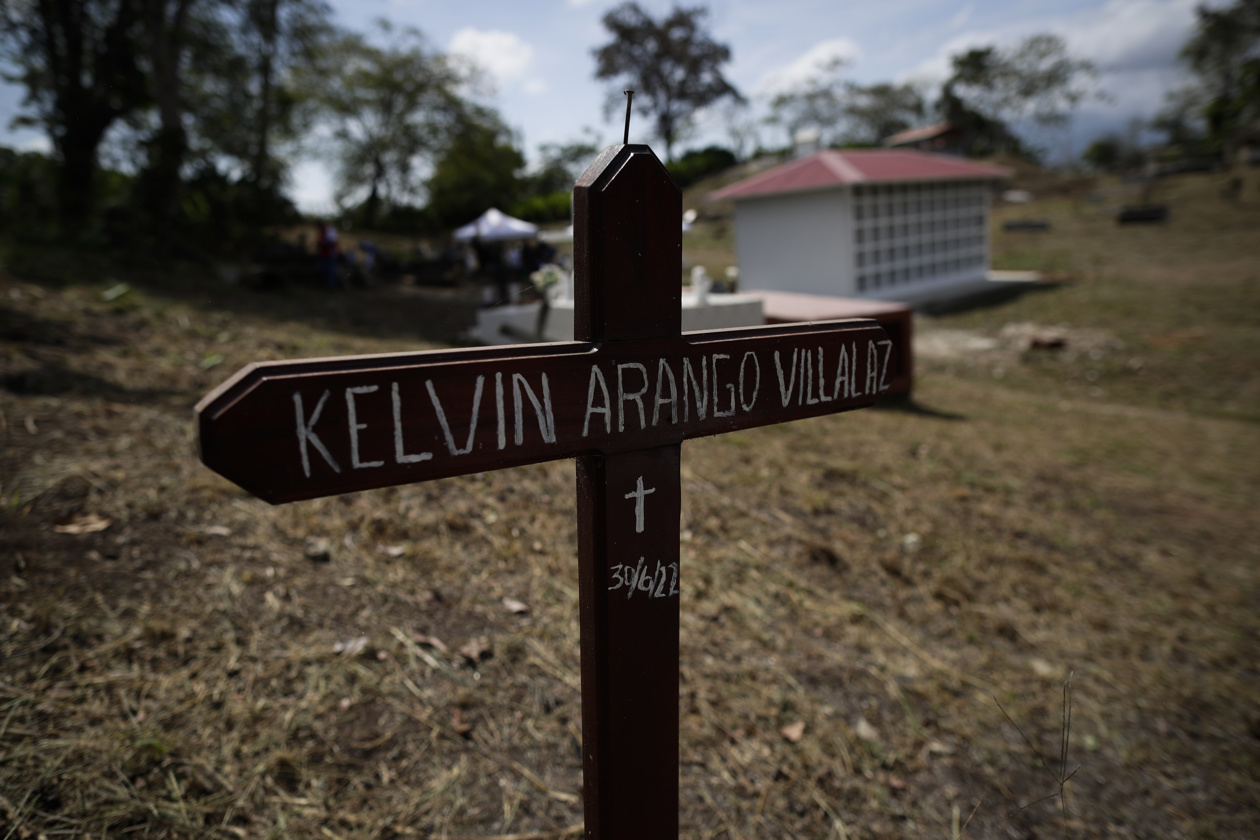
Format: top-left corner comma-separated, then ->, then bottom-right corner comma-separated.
625,475 -> 655,533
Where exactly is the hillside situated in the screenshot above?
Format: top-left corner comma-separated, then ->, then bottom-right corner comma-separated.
2,167 -> 1258,838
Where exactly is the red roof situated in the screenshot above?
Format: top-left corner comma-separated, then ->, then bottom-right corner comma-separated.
884,122 -> 956,146
709,149 -> 1010,202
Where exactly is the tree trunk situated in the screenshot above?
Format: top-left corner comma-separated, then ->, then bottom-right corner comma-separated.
56,122 -> 109,233
250,0 -> 279,192
138,0 -> 192,223
34,0 -> 147,234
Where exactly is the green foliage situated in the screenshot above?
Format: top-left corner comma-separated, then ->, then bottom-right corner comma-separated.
525,137 -> 600,195
767,57 -> 848,145
511,190 -> 572,223
939,34 -> 1097,157
309,20 -> 469,228
1081,134 -> 1146,172
592,2 -> 744,160
0,0 -> 149,232
0,0 -> 333,244
1175,0 -> 1260,160
767,61 -> 926,147
193,0 -> 335,194
426,116 -> 526,231
842,83 -> 926,145
666,145 -> 737,189
0,147 -> 57,236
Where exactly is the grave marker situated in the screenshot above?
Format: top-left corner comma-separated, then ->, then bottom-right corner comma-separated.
197,140 -> 892,838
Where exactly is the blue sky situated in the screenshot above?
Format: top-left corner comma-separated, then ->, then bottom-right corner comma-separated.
0,0 -> 1200,212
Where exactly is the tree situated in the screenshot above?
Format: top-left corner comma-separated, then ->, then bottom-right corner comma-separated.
132,0 -> 197,223
310,21 -> 468,227
191,0 -> 333,207
526,135 -> 600,195
425,112 -> 525,231
1178,0 -> 1260,159
1081,133 -> 1146,172
767,61 -> 925,147
767,56 -> 847,146
840,82 -> 926,145
0,0 -> 150,232
940,34 -> 1097,155
592,2 -> 744,161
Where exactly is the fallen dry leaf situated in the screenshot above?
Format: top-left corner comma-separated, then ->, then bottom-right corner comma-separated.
502,597 -> 529,615
780,721 -> 806,743
333,636 -> 369,657
411,632 -> 448,653
458,637 -> 493,664
53,513 -> 112,535
854,717 -> 879,744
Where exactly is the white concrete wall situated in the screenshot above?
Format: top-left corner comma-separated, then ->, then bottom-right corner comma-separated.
732,180 -> 996,305
732,190 -> 855,296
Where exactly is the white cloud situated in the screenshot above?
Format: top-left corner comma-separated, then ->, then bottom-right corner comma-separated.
754,37 -> 864,96
1055,0 -> 1197,73
902,0 -> 1196,117
948,3 -> 975,30
448,28 -> 536,90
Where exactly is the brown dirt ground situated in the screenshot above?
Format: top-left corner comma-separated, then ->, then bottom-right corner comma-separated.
2,169 -> 1259,839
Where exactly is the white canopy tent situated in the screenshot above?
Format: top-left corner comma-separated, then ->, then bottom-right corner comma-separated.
453,208 -> 539,242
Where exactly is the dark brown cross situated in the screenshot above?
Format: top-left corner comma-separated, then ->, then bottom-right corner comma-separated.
197,143 -> 892,838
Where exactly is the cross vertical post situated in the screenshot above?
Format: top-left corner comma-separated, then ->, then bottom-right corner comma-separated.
573,144 -> 684,838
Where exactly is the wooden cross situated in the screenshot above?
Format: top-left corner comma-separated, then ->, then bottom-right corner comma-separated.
197,143 -> 893,838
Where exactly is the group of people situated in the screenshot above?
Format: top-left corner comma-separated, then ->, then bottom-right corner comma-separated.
470,237 -> 558,305
307,220 -> 560,299
311,220 -> 380,290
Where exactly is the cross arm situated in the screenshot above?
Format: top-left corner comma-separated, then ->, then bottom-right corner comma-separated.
196,319 -> 890,504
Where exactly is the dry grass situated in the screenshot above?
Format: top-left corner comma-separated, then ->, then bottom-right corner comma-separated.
2,167 -> 1259,839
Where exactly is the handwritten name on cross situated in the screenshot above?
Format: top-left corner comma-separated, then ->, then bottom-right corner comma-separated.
196,144 -> 891,838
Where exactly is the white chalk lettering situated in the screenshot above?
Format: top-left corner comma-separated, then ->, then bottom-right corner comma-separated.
608,558 -> 679,599
801,349 -> 819,405
391,382 -> 432,465
816,348 -> 833,402
683,356 -> 708,421
739,351 -> 760,412
774,349 -> 798,407
833,343 -> 851,399
850,341 -> 862,397
294,390 -> 341,477
495,372 -> 506,450
583,365 -> 611,437
866,340 -> 880,395
346,386 -> 384,469
652,358 -> 678,427
512,372 -> 556,445
878,339 -> 893,392
712,353 -> 736,417
617,363 -> 649,432
427,376 -> 484,456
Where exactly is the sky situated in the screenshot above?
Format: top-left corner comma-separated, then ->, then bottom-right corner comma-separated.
0,0 -> 1202,213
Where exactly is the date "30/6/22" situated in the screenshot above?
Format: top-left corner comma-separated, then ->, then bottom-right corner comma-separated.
608,557 -> 680,600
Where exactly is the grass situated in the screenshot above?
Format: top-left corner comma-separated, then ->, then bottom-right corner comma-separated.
2,165 -> 1259,838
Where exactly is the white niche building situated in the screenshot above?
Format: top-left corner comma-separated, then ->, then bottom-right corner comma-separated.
710,150 -> 1010,305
